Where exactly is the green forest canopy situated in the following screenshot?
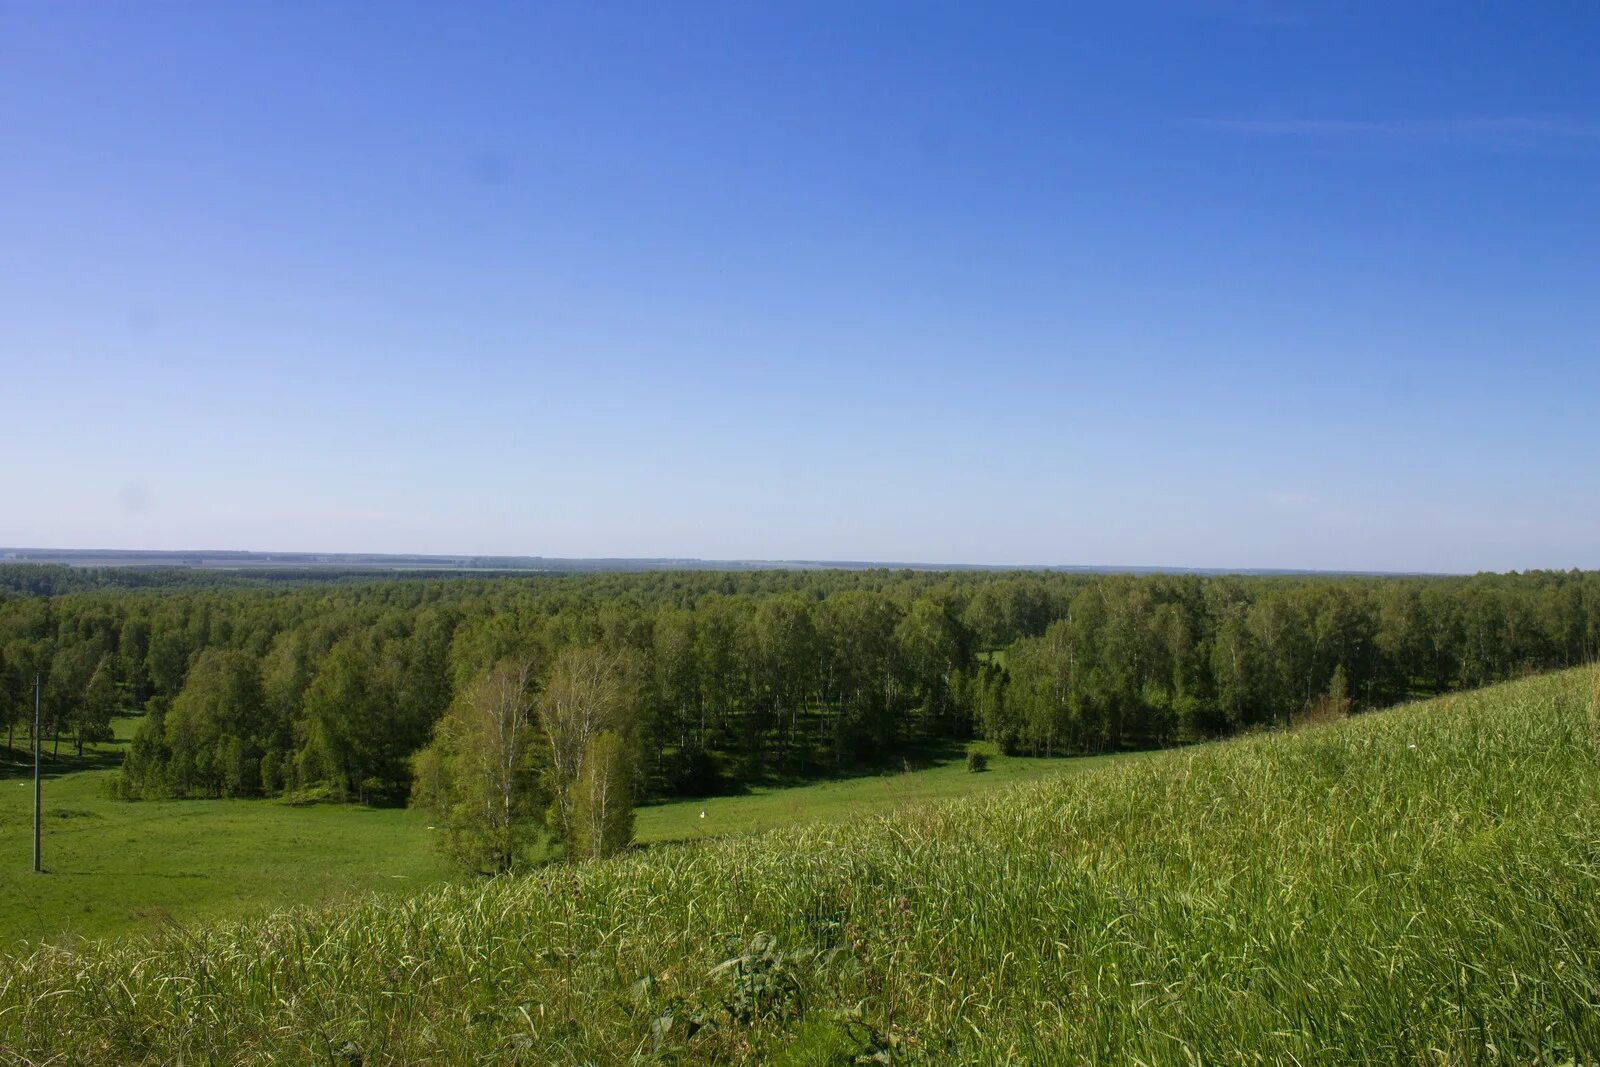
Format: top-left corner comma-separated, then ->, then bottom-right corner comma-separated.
2,566 -> 1597,805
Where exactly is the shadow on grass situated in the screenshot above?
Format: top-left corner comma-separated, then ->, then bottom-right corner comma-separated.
0,711 -> 140,782
637,737 -> 974,808
32,869 -> 213,880
0,738 -> 129,781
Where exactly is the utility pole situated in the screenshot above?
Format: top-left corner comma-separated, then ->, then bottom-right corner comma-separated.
33,672 -> 42,873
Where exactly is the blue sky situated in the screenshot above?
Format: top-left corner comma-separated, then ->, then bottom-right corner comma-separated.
3,3 -> 1597,571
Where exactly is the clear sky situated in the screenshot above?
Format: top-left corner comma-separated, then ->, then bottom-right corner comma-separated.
3,3 -> 1597,571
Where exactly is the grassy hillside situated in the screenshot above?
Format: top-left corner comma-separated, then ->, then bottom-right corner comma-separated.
4,669 -> 1599,1064
0,722 -> 1112,945
633,746 -> 1132,844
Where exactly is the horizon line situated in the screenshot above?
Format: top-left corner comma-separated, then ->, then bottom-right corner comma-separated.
0,546 -> 1471,578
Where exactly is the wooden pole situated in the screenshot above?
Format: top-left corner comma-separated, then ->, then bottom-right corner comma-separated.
33,673 -> 42,873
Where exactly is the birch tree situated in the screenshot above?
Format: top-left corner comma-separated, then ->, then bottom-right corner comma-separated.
536,644 -> 637,850
412,658 -> 541,873
569,730 -> 634,860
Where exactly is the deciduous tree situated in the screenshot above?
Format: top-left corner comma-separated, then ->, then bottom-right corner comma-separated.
569,730 -> 634,860
536,645 -> 638,849
412,659 -> 543,873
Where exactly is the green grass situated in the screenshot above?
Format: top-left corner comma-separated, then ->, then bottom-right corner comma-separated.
635,746 -> 1132,845
5,668 -> 1598,1064
0,763 -> 457,948
0,714 -> 458,946
0,722 -> 1123,946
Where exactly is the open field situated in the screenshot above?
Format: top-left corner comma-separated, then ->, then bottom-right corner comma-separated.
0,727 -> 456,946
633,746 -> 1133,845
5,668 -> 1598,1064
0,722 -> 1118,946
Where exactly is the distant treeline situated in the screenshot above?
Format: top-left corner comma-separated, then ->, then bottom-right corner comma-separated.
0,564 -> 266,597
0,562 -> 572,596
0,568 -> 1596,802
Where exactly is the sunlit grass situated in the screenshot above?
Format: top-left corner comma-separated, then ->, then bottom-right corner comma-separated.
0,723 -> 1125,946
4,668 -> 1598,1063
635,746 -> 1136,845
0,762 -> 457,946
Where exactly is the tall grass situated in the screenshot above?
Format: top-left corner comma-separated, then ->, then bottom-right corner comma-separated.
3,669 -> 1599,1064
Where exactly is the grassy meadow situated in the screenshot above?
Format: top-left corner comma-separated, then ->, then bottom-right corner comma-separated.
4,668 -> 1598,1063
0,758 -> 455,947
632,745 -> 1132,845
0,719 -> 1113,946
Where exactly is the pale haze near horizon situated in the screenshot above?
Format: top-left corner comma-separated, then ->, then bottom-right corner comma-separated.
3,4 -> 1597,573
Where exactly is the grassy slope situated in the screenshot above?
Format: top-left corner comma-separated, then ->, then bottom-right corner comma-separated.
633,747 -> 1132,845
0,719 -> 1112,945
4,669 -> 1598,1064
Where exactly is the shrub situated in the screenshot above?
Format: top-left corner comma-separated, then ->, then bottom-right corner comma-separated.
1300,665 -> 1353,727
966,745 -> 989,773
772,1016 -> 871,1066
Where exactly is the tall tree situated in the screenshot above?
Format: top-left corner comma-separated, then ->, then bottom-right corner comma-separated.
163,649 -> 265,796
569,730 -> 634,860
895,595 -> 968,739
45,639 -> 100,758
412,659 -> 543,874
73,653 -> 119,757
536,645 -> 637,849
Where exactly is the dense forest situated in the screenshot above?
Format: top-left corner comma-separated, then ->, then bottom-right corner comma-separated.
1,567 -> 1597,808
